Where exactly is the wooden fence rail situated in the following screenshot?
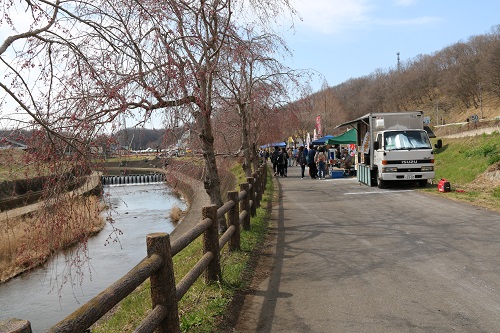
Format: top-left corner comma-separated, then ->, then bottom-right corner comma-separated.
1,163 -> 268,333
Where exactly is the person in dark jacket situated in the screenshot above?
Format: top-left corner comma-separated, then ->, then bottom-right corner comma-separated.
307,145 -> 317,179
271,146 -> 280,176
297,146 -> 307,179
279,147 -> 289,177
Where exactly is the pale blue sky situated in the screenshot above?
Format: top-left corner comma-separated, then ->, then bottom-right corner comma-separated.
2,0 -> 500,129
283,0 -> 500,91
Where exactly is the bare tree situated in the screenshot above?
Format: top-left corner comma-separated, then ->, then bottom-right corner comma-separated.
218,27 -> 298,176
1,0 -> 300,237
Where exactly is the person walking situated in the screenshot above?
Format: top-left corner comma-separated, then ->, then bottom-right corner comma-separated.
281,147 -> 289,177
292,147 -> 298,166
315,147 -> 327,179
307,145 -> 317,179
271,146 -> 280,176
297,146 -> 307,179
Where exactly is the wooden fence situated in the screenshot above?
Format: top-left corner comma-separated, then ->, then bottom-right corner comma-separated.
1,163 -> 268,333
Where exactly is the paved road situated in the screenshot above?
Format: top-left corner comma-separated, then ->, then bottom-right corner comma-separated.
234,166 -> 500,333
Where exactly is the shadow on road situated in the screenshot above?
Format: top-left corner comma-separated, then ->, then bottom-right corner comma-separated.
254,178 -> 293,332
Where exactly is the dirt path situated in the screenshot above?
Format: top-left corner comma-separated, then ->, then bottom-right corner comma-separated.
163,170 -> 210,240
108,166 -> 210,239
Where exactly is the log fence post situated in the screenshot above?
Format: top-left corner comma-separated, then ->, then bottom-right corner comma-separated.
226,191 -> 240,251
254,169 -> 262,208
240,182 -> 250,231
146,233 -> 180,333
0,319 -> 32,333
203,205 -> 221,283
247,176 -> 256,217
1,163 -> 272,333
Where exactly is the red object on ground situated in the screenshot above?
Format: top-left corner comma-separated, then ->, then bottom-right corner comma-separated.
438,179 -> 451,192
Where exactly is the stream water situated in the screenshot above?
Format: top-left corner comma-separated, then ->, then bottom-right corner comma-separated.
0,183 -> 186,333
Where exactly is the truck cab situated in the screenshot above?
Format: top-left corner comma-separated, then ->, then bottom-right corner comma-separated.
373,129 -> 434,188
336,111 -> 441,188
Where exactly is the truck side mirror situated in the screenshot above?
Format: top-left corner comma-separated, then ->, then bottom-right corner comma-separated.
373,141 -> 380,150
434,139 -> 442,149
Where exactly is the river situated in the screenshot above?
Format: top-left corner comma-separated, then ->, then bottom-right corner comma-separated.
0,183 -> 186,333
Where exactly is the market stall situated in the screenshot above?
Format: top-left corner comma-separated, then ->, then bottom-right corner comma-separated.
325,129 -> 357,177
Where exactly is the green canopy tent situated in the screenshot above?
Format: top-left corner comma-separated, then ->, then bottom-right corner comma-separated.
325,128 -> 357,145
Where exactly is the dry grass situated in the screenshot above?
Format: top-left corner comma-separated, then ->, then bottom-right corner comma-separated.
469,162 -> 500,189
169,205 -> 186,223
0,150 -> 25,181
0,196 -> 105,282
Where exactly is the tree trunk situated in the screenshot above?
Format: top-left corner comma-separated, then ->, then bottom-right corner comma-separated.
251,142 -> 259,172
197,103 -> 227,232
239,103 -> 253,178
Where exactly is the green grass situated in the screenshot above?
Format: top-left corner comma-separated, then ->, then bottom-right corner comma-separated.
91,165 -> 274,332
433,132 -> 498,184
428,131 -> 500,211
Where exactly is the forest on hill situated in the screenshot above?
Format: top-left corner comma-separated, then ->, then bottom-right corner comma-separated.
293,25 -> 500,137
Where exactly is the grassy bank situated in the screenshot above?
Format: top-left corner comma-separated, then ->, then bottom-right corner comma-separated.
0,195 -> 105,282
428,131 -> 500,211
91,164 -> 274,332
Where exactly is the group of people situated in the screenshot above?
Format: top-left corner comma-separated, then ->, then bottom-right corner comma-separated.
268,147 -> 290,177
296,145 -> 328,179
262,144 -> 354,180
263,145 -> 328,179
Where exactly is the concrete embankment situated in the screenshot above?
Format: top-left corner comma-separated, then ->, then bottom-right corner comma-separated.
441,125 -> 500,138
0,172 -> 102,222
0,161 -> 208,237
116,166 -> 210,239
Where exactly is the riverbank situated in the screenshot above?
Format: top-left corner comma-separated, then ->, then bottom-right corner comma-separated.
98,156 -> 237,239
0,157 -> 227,284
0,195 -> 105,283
0,157 -> 198,284
0,173 -> 104,283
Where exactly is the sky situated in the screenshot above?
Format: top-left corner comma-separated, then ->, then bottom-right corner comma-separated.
281,0 -> 500,91
2,0 -> 500,129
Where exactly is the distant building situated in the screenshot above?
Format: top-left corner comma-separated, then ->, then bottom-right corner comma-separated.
0,137 -> 28,150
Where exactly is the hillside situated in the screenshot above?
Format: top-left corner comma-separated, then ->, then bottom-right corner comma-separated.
293,26 -> 500,137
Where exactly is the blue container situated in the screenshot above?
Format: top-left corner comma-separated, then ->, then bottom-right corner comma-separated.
330,170 -> 344,178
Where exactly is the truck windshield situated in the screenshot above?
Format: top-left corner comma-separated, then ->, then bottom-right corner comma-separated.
384,130 -> 431,150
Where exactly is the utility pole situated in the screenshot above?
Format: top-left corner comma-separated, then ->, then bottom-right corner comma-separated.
322,80 -> 328,136
435,101 -> 439,126
478,83 -> 483,119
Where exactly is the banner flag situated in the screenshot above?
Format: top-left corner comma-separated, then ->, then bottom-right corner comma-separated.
316,115 -> 322,137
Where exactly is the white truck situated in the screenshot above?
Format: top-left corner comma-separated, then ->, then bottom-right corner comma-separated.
336,111 -> 442,188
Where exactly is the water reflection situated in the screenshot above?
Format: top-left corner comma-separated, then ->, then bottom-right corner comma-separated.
0,183 -> 186,333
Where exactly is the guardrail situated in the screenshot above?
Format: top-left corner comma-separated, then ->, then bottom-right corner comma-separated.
1,163 -> 268,333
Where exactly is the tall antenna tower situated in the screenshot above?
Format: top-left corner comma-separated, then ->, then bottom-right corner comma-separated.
397,52 -> 401,71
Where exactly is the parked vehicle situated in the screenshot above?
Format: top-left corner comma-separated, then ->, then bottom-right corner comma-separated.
337,111 -> 442,188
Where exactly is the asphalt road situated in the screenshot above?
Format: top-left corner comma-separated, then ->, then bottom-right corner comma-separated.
233,166 -> 500,333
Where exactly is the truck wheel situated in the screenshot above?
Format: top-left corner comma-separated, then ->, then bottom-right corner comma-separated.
418,180 -> 428,187
377,178 -> 387,189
